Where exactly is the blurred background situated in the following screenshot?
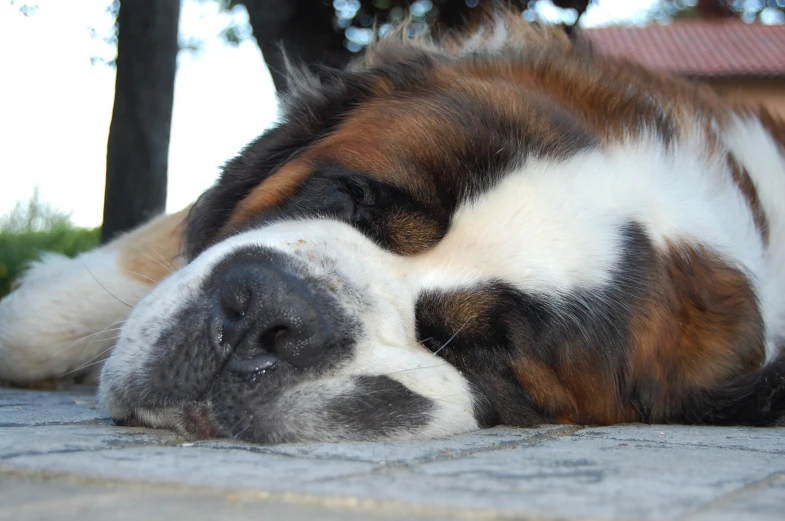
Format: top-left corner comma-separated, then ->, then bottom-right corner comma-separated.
1,0 -> 783,297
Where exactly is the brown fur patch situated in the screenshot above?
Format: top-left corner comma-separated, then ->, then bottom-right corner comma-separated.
557,348 -> 640,425
512,357 -> 578,421
516,339 -> 640,425
114,207 -> 189,286
223,159 -> 314,234
510,241 -> 766,426
385,210 -> 445,255
300,66 -> 592,186
728,153 -> 769,246
756,106 -> 785,153
629,243 -> 765,420
429,288 -> 499,336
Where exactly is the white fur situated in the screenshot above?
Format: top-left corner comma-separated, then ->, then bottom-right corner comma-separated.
721,117 -> 785,358
0,248 -> 146,382
413,134 -> 766,301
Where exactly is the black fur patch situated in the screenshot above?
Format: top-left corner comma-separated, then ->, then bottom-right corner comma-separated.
677,352 -> 785,427
240,164 -> 452,253
415,222 -> 654,427
323,375 -> 434,437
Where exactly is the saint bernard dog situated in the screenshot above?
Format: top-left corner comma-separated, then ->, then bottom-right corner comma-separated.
1,13 -> 784,443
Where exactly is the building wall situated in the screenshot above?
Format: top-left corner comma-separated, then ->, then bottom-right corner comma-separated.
706,78 -> 785,119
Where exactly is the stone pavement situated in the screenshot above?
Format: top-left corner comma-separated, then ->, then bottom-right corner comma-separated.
0,386 -> 783,521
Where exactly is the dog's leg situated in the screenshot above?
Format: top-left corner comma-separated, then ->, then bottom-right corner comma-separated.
0,208 -> 189,385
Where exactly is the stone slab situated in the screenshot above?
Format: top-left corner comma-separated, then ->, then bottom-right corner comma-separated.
1,387 -> 783,521
687,474 -> 785,521
0,386 -> 105,426
297,426 -> 785,520
0,475 -> 474,521
0,424 -> 180,460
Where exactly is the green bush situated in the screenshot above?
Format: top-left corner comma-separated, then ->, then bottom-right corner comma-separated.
0,227 -> 100,299
0,188 -> 101,299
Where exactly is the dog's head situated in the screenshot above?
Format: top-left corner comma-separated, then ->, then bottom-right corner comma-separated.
98,16 -> 767,442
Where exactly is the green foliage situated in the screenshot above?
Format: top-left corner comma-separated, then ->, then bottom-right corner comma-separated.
0,227 -> 101,300
0,189 -> 100,299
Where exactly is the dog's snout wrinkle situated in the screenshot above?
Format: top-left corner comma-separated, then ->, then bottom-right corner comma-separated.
212,261 -> 335,370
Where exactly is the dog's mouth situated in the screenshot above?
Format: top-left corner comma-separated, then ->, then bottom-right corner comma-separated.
182,404 -> 224,439
112,403 -> 223,440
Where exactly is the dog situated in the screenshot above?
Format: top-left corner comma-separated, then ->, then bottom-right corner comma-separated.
1,13 -> 784,443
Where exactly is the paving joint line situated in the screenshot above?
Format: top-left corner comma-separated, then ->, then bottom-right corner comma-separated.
302,425 -> 586,483
181,425 -> 585,467
0,419 -> 115,428
677,472 -> 785,521
0,437 -> 185,462
572,434 -> 785,455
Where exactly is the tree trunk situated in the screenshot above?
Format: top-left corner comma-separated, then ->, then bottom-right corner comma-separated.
242,0 -> 347,92
102,0 -> 180,243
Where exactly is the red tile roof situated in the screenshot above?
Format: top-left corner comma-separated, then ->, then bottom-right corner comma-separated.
582,21 -> 785,78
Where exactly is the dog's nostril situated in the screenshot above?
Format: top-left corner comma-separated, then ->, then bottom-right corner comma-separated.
223,304 -> 245,321
221,288 -> 250,321
260,325 -> 288,353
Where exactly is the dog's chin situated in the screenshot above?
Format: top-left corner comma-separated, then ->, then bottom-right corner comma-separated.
112,404 -> 223,440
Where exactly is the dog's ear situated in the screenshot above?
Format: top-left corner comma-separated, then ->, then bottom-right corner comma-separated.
183,74 -> 362,260
185,49 -> 443,261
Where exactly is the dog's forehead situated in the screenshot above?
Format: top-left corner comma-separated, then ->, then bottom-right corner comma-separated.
195,62 -> 599,251
184,15 -> 722,260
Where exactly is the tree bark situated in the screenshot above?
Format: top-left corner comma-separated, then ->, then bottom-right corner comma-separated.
242,0 -> 347,92
102,0 -> 180,242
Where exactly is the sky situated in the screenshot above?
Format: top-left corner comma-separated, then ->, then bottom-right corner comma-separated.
0,0 -> 659,228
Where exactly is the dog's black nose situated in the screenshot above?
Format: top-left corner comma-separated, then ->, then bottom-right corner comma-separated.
214,262 -> 334,371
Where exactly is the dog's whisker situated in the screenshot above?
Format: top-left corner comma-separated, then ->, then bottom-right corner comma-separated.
60,357 -> 111,378
432,320 -> 470,357
378,362 -> 454,378
80,259 -> 134,308
61,342 -> 121,377
123,269 -> 162,289
149,247 -> 176,274
141,252 -> 175,275
79,326 -> 126,358
49,320 -> 127,357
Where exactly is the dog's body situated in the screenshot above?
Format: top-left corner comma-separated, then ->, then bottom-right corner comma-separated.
1,15 -> 784,442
